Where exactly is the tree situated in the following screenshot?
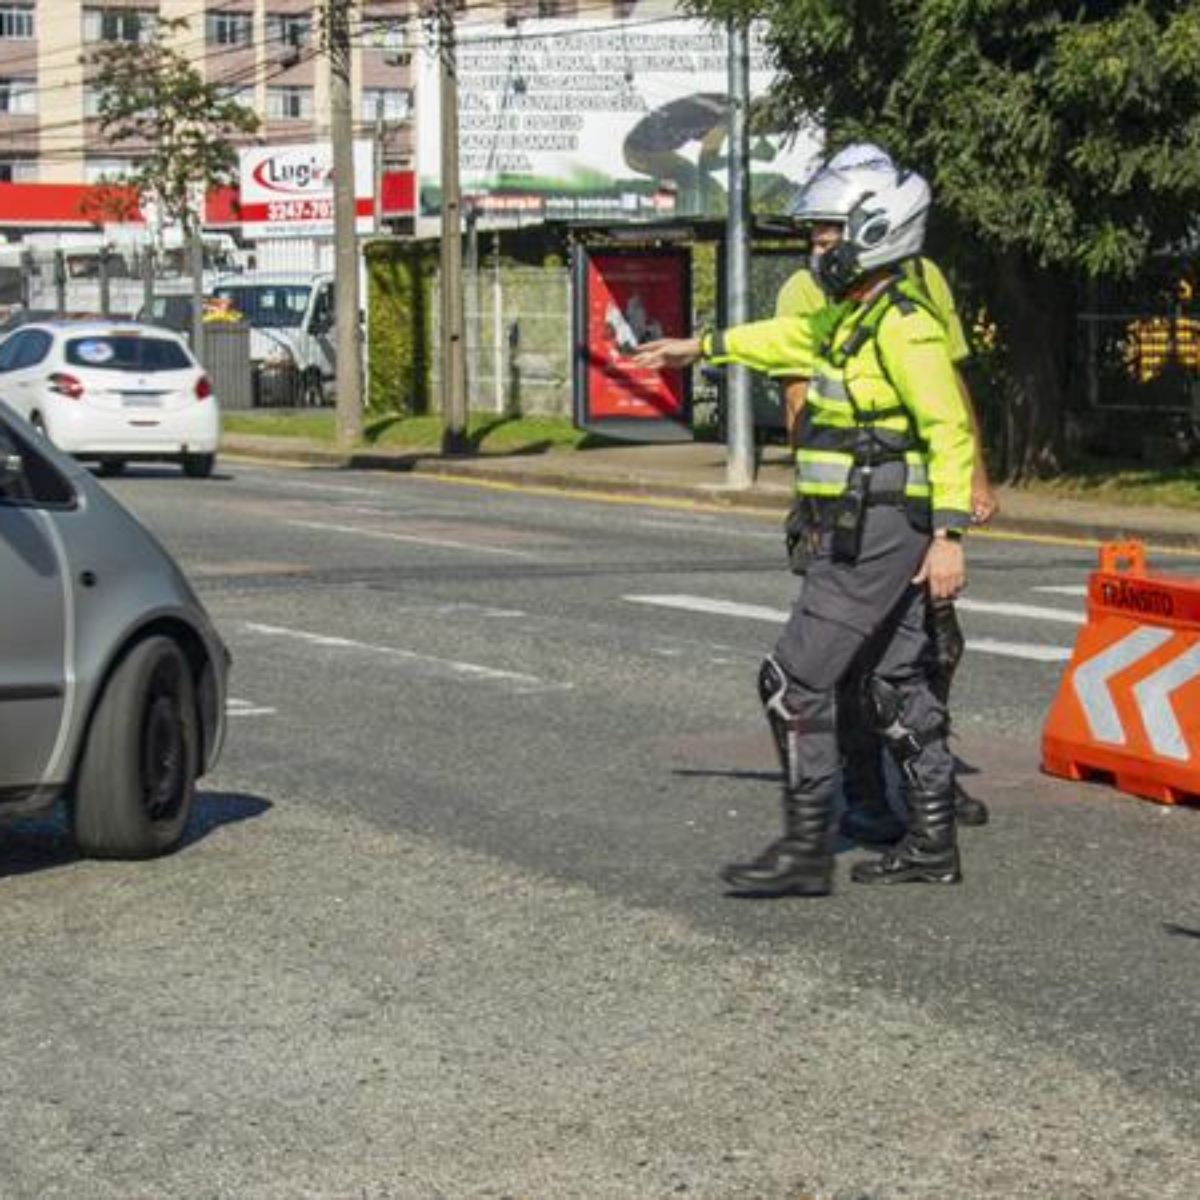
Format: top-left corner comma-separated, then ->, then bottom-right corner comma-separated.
86,17 -> 260,236
692,1 -> 1200,478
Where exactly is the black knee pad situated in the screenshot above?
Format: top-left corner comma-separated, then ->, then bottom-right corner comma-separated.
865,675 -> 937,769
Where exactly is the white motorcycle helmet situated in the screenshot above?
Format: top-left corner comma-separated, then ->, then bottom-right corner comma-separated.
788,151 -> 931,295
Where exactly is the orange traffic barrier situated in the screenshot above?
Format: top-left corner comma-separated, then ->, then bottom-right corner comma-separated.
1042,541 -> 1200,805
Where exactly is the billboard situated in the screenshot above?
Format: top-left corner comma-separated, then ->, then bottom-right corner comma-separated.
238,143 -> 375,238
418,18 -> 822,222
572,247 -> 692,441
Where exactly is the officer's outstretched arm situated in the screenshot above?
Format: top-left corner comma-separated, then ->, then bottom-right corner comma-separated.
703,315 -> 814,377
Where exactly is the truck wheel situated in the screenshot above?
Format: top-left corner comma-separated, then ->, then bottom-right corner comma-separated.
301,370 -> 326,408
182,453 -> 215,479
73,636 -> 198,859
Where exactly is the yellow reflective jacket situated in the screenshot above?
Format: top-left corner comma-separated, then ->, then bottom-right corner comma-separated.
703,275 -> 974,531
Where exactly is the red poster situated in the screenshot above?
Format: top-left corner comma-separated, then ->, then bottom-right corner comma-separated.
582,250 -> 688,421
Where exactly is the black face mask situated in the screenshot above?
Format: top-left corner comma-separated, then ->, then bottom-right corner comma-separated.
815,241 -> 863,298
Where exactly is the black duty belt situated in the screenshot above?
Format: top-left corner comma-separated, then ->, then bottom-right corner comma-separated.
803,490 -> 907,516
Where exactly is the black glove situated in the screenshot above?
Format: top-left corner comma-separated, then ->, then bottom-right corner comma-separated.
784,498 -> 811,576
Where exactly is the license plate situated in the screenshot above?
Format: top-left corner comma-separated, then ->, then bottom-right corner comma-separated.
121,394 -> 164,408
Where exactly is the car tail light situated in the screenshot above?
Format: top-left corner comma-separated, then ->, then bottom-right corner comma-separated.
195,374 -> 212,401
48,372 -> 84,399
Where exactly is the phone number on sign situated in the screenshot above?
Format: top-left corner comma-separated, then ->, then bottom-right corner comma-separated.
266,199 -> 334,221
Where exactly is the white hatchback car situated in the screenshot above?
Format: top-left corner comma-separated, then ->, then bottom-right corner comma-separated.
0,320 -> 220,478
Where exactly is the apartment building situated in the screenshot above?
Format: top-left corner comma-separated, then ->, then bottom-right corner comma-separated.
0,0 -> 419,186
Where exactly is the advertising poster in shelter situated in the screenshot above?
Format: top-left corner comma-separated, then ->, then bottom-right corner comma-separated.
573,247 -> 692,441
418,17 -> 822,222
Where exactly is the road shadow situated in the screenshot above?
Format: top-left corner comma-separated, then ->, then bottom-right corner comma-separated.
0,790 -> 272,878
672,767 -> 781,784
1162,922 -> 1200,940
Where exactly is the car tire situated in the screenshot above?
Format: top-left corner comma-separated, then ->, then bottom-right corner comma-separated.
182,453 -> 216,479
73,636 -> 199,859
97,459 -> 127,478
301,370 -> 325,408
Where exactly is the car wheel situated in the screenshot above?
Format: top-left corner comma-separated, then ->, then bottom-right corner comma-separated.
97,459 -> 127,478
301,370 -> 325,408
182,453 -> 215,479
73,636 -> 199,859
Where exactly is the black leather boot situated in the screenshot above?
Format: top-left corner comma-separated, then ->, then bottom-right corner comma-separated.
839,750 -> 906,847
850,788 -> 961,886
721,788 -> 835,897
953,778 -> 990,826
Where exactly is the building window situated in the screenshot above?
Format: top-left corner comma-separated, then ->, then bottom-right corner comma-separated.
82,8 -> 156,45
207,11 -> 253,47
216,83 -> 255,108
361,88 -> 411,122
83,85 -> 104,118
85,157 -> 136,182
0,77 -> 35,115
364,17 -> 408,51
0,5 -> 33,40
266,86 -> 312,120
0,158 -> 36,182
266,13 -> 311,49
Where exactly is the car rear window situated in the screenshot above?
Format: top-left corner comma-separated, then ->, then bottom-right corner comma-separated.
65,335 -> 192,372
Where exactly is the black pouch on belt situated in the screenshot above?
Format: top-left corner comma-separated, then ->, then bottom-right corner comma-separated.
831,466 -> 869,563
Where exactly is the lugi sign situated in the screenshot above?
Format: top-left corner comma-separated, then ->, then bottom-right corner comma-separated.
238,143 -> 375,238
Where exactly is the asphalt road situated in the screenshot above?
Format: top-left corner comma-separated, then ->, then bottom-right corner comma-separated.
2,460 -> 1198,1199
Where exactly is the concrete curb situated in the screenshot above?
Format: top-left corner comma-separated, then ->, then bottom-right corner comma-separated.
220,436 -> 1200,553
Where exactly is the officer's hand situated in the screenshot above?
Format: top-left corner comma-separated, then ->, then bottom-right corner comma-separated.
627,337 -> 703,370
914,537 -> 966,601
971,470 -> 999,526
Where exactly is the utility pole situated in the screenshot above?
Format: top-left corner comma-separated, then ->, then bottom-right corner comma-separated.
329,0 -> 363,447
724,19 -> 755,488
438,0 -> 469,455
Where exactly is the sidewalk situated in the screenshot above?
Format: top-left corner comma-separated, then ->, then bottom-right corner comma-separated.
221,433 -> 1200,553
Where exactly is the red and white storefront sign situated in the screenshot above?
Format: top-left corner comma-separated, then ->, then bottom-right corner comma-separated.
238,143 -> 376,238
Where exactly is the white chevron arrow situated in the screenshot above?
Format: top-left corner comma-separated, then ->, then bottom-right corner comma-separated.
1072,626 -> 1174,745
1132,642 -> 1200,760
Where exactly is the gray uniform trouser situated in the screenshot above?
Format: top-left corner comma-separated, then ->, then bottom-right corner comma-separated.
773,505 -> 954,802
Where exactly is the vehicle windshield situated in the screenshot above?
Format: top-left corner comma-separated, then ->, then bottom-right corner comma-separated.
65,335 -> 193,372
213,284 -> 311,328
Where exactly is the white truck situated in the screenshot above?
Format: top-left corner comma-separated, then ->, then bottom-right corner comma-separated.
210,272 -> 335,407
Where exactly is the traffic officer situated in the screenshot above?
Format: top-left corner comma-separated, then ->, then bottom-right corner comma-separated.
631,157 -> 975,895
772,143 -> 994,846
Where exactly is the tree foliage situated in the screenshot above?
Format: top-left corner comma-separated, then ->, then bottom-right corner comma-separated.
86,17 -> 260,231
691,1 -> 1200,476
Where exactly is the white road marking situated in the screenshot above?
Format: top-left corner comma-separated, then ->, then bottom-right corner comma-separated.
623,593 -> 1077,663
241,621 -> 570,694
1033,584 -> 1088,596
627,595 -> 786,623
286,519 -> 534,558
963,638 -> 1072,663
956,598 -> 1084,625
256,479 -> 381,497
227,697 -> 277,717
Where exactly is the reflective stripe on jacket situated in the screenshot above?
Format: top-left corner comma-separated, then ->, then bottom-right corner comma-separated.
705,274 -> 974,530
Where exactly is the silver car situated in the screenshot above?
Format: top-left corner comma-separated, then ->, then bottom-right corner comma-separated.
0,399 -> 228,857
